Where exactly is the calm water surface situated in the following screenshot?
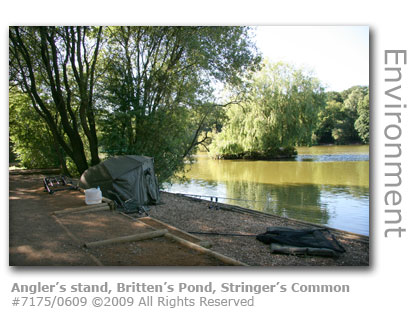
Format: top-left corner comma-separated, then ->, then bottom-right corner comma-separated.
164,145 -> 369,235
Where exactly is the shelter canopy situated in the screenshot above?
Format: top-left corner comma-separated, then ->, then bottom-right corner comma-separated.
79,155 -> 160,206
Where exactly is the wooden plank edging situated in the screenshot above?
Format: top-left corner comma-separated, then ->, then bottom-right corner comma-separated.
52,203 -> 110,215
51,203 -> 111,215
124,212 -> 247,266
139,216 -> 206,243
164,233 -> 248,266
84,229 -> 168,248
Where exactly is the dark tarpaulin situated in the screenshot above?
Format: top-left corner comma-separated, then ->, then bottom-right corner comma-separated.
79,155 -> 160,206
256,227 -> 346,257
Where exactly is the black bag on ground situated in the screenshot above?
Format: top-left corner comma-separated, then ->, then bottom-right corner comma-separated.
256,227 -> 346,257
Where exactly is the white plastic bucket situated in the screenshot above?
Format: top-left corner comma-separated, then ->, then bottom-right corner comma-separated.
85,187 -> 102,205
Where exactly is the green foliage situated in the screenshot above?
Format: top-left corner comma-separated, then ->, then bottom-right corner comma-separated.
9,88 -> 60,168
314,86 -> 369,145
326,91 -> 343,103
9,26 -> 104,175
98,26 -> 261,182
210,62 -> 325,159
100,106 -> 189,182
314,100 -> 344,144
336,87 -> 364,143
354,94 -> 370,143
9,26 -> 260,179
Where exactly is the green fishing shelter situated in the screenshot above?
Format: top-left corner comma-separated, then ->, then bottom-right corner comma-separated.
79,155 -> 160,206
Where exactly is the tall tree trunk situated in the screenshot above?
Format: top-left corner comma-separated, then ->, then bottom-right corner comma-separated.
9,26 -> 103,174
50,129 -> 70,176
69,26 -> 102,166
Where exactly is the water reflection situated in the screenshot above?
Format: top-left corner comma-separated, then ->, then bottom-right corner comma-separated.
180,157 -> 369,187
164,145 -> 369,235
296,154 -> 369,162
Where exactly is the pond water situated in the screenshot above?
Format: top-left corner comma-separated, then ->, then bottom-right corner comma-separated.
164,145 -> 369,236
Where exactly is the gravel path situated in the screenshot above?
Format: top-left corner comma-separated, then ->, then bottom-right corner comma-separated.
148,192 -> 369,266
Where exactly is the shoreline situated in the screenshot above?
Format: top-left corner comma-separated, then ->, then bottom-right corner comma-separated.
147,191 -> 369,266
183,193 -> 368,239
9,172 -> 369,266
167,192 -> 369,239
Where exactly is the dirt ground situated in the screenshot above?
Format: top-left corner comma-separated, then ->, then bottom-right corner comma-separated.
9,173 -> 369,267
9,174 -> 235,266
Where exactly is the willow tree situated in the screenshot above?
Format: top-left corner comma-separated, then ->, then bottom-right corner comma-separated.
9,26 -> 103,175
210,61 -> 325,159
97,26 -> 261,182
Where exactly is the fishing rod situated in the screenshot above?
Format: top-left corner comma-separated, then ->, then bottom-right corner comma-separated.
173,193 -> 275,204
188,231 -> 257,237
